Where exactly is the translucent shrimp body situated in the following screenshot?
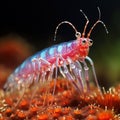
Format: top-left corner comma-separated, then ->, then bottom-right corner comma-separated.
4,38 -> 90,90
4,8 -> 108,94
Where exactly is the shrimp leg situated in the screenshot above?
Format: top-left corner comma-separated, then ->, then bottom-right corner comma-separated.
82,61 -> 90,91
29,58 -> 51,107
67,58 -> 84,93
58,56 -> 81,93
85,56 -> 101,92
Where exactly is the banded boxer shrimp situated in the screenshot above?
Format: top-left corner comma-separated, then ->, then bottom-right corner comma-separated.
4,7 -> 108,108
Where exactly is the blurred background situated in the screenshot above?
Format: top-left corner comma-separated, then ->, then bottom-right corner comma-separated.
0,0 -> 120,88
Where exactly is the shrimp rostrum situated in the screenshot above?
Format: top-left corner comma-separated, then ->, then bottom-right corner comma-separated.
4,8 -> 108,94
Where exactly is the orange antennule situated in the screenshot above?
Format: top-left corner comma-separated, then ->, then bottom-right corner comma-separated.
80,9 -> 89,37
87,7 -> 108,38
54,21 -> 80,41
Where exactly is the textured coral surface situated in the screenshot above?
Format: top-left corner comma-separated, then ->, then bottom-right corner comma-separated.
0,79 -> 120,120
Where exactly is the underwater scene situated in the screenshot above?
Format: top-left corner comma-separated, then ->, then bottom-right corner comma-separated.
0,0 -> 120,120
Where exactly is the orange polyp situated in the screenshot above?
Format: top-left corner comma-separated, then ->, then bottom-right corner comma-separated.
59,115 -> 74,120
62,107 -> 71,115
73,109 -> 82,118
53,107 -> 62,118
65,115 -> 74,120
54,107 -> 62,114
46,94 -> 55,103
5,97 -> 13,106
97,111 -> 114,120
37,114 -> 48,120
18,99 -> 29,110
62,90 -> 72,98
88,109 -> 96,115
96,90 -> 120,111
29,106 -> 39,114
31,98 -> 43,106
73,109 -> 82,115
5,107 -> 12,116
53,112 -> 60,118
40,93 -> 55,105
86,115 -> 97,120
17,110 -> 26,119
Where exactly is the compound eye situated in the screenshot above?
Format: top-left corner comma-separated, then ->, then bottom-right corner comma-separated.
82,39 -> 87,45
89,39 -> 93,46
75,32 -> 81,38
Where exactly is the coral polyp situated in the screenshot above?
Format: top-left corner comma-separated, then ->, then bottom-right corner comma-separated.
95,88 -> 120,113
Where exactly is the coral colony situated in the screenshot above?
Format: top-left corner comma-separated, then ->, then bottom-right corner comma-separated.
1,79 -> 120,119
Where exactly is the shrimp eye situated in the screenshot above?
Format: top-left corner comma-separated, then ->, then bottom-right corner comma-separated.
75,32 -> 81,38
82,39 -> 87,45
89,39 -> 93,46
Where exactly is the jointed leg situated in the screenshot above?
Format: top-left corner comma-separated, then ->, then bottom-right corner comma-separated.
30,58 -> 51,107
82,61 -> 90,91
58,56 -> 81,93
85,56 -> 101,91
67,58 -> 84,93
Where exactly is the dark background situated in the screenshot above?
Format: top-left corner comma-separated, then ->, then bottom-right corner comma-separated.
0,0 -> 120,87
0,0 -> 119,48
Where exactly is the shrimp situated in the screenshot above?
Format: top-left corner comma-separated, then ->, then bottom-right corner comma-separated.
4,7 -> 108,94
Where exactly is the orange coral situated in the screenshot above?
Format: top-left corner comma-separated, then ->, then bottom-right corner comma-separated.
95,88 -> 120,113
0,79 -> 120,119
97,111 -> 114,120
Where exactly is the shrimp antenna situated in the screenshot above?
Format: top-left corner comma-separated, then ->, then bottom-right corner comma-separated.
54,21 -> 81,41
80,9 -> 89,37
87,7 -> 108,38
